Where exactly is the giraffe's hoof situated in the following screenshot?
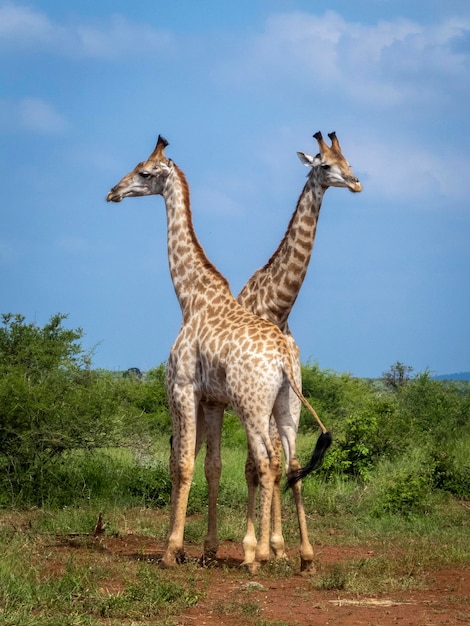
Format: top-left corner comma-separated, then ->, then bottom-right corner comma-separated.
272,551 -> 288,561
199,550 -> 218,568
245,561 -> 261,575
175,549 -> 187,565
160,549 -> 186,568
300,558 -> 316,576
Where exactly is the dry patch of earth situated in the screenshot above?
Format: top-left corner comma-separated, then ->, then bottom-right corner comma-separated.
54,532 -> 469,625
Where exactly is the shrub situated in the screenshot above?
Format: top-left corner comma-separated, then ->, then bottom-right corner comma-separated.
124,462 -> 172,507
321,409 -> 380,480
395,371 -> 468,443
429,449 -> 470,498
0,314 -> 132,505
369,446 -> 438,518
301,364 -> 398,479
117,364 -> 172,439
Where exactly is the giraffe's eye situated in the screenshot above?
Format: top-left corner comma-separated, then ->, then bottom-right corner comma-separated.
321,164 -> 331,171
140,171 -> 151,179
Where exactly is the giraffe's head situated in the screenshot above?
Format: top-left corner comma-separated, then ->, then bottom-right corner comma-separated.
106,135 -> 174,203
297,131 -> 362,193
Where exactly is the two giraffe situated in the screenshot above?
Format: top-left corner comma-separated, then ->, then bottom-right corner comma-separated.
107,133 -> 361,573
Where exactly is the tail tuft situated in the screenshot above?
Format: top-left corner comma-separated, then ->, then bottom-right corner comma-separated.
285,431 -> 332,490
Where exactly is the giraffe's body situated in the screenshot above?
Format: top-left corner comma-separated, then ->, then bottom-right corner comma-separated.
198,132 -> 362,571
107,136 -> 330,572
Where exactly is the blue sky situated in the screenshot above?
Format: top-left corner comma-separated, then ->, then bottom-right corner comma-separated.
1,0 -> 469,378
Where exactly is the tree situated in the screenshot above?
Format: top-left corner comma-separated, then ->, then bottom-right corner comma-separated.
382,361 -> 414,391
0,313 -> 121,503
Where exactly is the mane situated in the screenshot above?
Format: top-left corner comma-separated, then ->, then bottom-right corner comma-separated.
174,164 -> 231,290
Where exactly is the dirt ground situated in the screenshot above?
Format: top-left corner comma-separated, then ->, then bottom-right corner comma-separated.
88,533 -> 469,625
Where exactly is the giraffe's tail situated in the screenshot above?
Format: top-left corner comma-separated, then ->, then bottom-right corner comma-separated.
285,431 -> 332,489
282,351 -> 333,489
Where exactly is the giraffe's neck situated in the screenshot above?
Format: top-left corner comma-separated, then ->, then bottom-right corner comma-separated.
237,171 -> 325,331
163,165 -> 231,317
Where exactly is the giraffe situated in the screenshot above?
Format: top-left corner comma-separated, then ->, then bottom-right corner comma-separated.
238,131 -> 362,564
106,135 -> 331,574
198,132 -> 362,571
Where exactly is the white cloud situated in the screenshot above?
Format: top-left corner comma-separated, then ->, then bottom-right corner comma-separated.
74,15 -> 174,60
222,10 -> 470,107
0,97 -> 67,135
0,2 -> 61,48
354,137 -> 470,203
0,2 -> 174,59
0,2 -> 78,57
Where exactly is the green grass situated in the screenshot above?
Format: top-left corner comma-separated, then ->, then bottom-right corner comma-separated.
0,421 -> 469,625
0,520 -> 201,626
0,489 -> 469,625
1,500 -> 468,625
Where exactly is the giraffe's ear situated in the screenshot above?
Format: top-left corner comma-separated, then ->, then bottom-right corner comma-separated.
297,151 -> 319,167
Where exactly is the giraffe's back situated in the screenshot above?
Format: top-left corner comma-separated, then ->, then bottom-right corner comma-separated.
167,298 -> 294,410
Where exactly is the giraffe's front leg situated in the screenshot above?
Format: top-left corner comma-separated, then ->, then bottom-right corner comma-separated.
161,383 -> 197,569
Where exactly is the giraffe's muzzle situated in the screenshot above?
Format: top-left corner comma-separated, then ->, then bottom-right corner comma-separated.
106,188 -> 123,202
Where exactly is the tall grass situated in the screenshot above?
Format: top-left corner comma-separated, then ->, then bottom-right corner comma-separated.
0,423 -> 469,626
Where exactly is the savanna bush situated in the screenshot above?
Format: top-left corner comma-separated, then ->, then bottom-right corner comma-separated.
0,313 -> 171,507
367,446 -> 437,518
301,364 -> 398,479
300,363 -> 469,489
428,448 -> 470,498
395,371 -> 469,443
2,314 -> 468,514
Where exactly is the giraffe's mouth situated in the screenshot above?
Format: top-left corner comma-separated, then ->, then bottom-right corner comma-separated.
348,180 -> 362,193
106,189 -> 123,202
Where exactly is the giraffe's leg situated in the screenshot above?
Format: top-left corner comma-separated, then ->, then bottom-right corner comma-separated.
241,431 -> 277,574
195,402 -> 207,457
161,383 -> 198,569
269,417 -> 286,560
273,383 -> 315,574
252,453 -> 276,574
290,465 -> 315,574
242,445 -> 259,568
201,401 -> 224,563
228,365 -> 280,574
244,418 -> 285,564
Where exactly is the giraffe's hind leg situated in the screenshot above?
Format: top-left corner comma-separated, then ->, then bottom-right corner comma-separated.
242,453 -> 275,575
243,417 -> 285,565
242,448 -> 259,570
273,384 -> 315,574
290,468 -> 316,574
241,426 -> 277,573
269,417 -> 286,560
200,401 -> 224,564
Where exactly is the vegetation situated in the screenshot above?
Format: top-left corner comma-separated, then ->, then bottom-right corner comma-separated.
0,313 -> 171,508
0,313 -> 469,624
